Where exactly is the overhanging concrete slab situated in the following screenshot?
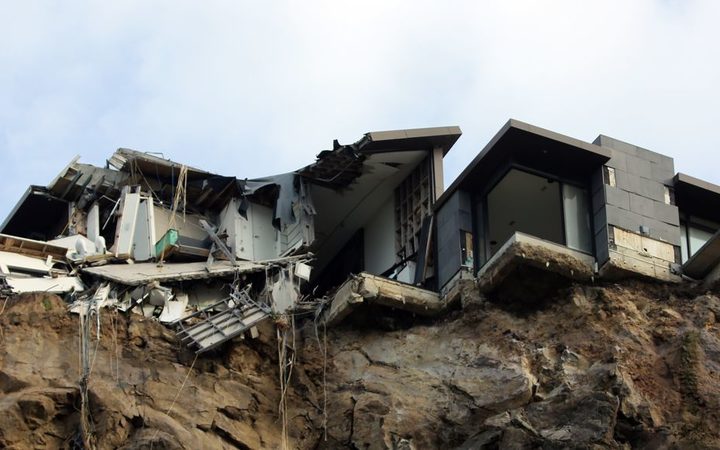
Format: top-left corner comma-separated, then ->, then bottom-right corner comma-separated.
477,232 -> 596,293
323,272 -> 445,326
82,260 -> 265,286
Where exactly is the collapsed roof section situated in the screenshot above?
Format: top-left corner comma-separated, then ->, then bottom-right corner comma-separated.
0,125 -> 462,348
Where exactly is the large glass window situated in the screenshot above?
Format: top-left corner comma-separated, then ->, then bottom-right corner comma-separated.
486,169 -> 592,258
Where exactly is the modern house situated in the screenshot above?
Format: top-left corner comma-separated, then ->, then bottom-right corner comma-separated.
2,119 -> 720,336
435,119 -> 720,301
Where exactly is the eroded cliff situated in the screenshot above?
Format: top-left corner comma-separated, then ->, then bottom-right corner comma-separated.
1,279 -> 720,449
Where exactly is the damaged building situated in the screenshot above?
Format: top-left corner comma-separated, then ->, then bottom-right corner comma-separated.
2,120 -> 720,347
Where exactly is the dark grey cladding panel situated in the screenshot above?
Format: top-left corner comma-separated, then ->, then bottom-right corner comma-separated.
592,187 -> 606,214
591,167 -> 604,194
606,149 -> 628,172
654,201 -> 680,226
614,169 -> 667,203
594,135 -> 640,156
436,190 -> 466,289
458,190 -> 472,231
636,147 -> 674,167
625,154 -> 653,179
605,186 -> 630,211
605,204 -> 681,245
651,162 -> 675,184
595,225 -> 609,264
594,207 -> 607,235
629,192 -> 655,218
595,135 -> 672,165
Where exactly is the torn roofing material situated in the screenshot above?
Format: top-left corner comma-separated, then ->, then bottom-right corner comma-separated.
297,126 -> 461,190
82,260 -> 265,286
0,233 -> 69,261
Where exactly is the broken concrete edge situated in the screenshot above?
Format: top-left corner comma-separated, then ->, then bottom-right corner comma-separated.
476,232 -> 596,294
323,272 -> 447,327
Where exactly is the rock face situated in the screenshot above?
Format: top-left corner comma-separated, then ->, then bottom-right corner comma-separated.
2,280 -> 720,449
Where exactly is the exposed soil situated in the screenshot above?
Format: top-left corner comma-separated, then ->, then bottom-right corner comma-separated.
1,277 -> 720,449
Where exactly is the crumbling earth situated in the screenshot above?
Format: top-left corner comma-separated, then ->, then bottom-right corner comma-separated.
2,278 -> 720,449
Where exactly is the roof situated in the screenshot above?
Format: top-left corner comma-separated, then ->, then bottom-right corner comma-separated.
435,119 -> 612,209
298,125 -> 461,189
674,172 -> 720,223
358,126 -> 462,156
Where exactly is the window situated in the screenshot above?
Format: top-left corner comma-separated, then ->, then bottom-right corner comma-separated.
395,156 -> 432,262
563,184 -> 593,253
485,168 -> 592,258
680,216 -> 720,263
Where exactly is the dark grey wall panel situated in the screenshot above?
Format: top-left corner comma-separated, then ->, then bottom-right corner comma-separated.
625,154 -> 653,179
605,186 -> 630,210
595,226 -> 609,264
651,162 -> 674,184
629,192 -> 655,218
592,187 -> 606,214
436,190 -> 472,289
654,201 -> 680,226
604,204 -> 681,245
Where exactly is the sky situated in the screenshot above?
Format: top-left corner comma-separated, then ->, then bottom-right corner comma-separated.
1,0 -> 719,221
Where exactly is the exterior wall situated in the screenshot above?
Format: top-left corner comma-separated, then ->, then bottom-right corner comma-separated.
590,167 -> 609,264
363,197 -> 397,275
593,135 -> 680,245
592,135 -> 681,279
436,189 -> 472,289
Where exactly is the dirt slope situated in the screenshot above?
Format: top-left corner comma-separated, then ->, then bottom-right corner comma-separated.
1,279 -> 720,449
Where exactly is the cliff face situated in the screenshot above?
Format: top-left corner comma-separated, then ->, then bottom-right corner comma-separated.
1,280 -> 720,449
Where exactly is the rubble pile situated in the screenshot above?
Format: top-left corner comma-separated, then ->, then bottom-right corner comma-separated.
0,148 -> 317,354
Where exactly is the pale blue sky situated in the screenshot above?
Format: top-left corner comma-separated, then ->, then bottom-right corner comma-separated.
1,0 -> 718,220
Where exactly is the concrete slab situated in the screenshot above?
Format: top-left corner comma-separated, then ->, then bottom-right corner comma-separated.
323,272 -> 445,326
601,227 -> 681,283
476,232 -> 596,294
82,260 -> 265,286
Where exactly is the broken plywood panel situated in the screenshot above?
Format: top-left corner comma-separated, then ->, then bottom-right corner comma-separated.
612,227 -> 675,262
82,260 -> 264,286
476,232 -> 596,293
0,234 -> 68,261
324,272 -> 444,326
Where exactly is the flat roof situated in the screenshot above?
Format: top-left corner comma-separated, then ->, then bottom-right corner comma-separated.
435,119 -> 612,209
674,172 -> 720,223
358,126 -> 462,156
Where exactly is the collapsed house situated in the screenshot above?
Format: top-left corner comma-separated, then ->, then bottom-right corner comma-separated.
0,126 -> 460,351
2,119 -> 720,350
